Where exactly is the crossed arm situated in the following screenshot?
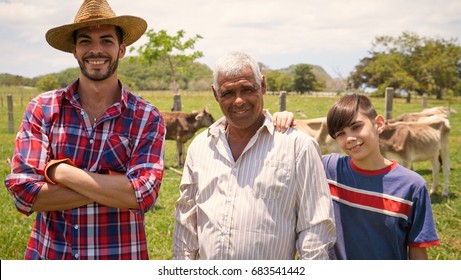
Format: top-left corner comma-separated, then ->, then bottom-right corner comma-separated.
33,163 -> 138,212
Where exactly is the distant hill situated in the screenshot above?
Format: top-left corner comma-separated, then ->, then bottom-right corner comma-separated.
0,73 -> 36,87
281,64 -> 332,82
1,57 -> 343,91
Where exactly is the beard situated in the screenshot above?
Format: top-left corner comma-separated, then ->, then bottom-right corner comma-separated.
78,54 -> 120,81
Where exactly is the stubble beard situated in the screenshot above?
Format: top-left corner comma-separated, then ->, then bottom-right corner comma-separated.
78,54 -> 119,81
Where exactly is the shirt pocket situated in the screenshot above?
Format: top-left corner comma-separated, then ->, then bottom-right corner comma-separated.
251,159 -> 291,200
99,134 -> 131,173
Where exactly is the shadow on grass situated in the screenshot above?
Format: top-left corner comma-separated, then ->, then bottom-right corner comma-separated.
414,169 -> 432,176
430,192 -> 458,204
413,167 -> 456,205
151,204 -> 165,211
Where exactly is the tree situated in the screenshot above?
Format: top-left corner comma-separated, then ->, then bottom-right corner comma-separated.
414,39 -> 461,99
293,64 -> 317,94
55,68 -> 80,87
36,75 -> 60,91
132,29 -> 203,111
265,70 -> 293,92
0,74 -> 34,87
349,52 -> 418,98
349,32 -> 461,99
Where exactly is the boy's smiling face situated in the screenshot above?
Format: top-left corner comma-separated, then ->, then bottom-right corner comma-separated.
334,111 -> 384,164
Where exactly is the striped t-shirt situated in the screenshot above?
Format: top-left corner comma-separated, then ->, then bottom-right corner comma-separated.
323,153 -> 439,259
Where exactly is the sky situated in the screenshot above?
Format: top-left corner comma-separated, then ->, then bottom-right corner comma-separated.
1,0 -> 460,79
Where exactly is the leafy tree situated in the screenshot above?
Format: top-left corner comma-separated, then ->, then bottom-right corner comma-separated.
293,64 -> 317,94
55,68 -> 80,87
349,52 -> 418,97
36,75 -> 60,92
349,32 -> 461,99
414,38 -> 461,99
132,29 -> 203,110
265,70 -> 293,92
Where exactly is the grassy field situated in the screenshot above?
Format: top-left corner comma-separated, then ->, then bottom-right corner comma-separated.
0,87 -> 460,260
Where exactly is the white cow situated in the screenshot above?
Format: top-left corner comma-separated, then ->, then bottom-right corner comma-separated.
379,115 -> 451,197
387,106 -> 456,123
294,117 -> 342,154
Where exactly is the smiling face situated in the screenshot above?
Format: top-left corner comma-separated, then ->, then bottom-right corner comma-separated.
72,25 -> 125,81
212,67 -> 266,133
326,94 -> 388,167
333,111 -> 384,162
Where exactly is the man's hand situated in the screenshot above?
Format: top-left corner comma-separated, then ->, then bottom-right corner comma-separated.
273,111 -> 296,133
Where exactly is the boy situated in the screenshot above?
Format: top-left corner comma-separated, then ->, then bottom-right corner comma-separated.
275,94 -> 440,259
324,93 -> 440,259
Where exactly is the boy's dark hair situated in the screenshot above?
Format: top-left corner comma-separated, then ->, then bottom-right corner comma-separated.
327,94 -> 378,139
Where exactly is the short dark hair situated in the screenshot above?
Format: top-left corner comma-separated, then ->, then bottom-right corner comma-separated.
72,26 -> 124,45
327,94 -> 378,139
115,26 -> 123,44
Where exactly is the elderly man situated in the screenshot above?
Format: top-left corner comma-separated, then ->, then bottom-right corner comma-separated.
5,0 -> 165,259
173,51 -> 336,260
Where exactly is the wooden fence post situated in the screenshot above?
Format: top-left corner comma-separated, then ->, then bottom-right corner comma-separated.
172,94 -> 182,111
7,95 -> 14,134
279,91 -> 286,112
385,87 -> 394,120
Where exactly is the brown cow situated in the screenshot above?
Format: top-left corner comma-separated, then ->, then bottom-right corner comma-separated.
294,117 -> 342,154
379,115 -> 451,197
162,107 -> 215,167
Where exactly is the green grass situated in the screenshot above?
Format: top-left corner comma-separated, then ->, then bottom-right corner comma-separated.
0,88 -> 460,259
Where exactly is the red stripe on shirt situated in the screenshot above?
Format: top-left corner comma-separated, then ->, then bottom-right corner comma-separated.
408,240 -> 440,248
329,181 -> 412,219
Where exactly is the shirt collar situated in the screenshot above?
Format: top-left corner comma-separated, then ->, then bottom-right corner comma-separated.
63,79 -> 128,109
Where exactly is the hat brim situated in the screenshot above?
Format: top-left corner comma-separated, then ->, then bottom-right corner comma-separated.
45,15 -> 147,53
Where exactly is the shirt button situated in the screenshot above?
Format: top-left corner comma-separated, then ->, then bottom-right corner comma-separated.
89,139 -> 94,144
74,253 -> 79,259
81,111 -> 85,116
74,225 -> 79,230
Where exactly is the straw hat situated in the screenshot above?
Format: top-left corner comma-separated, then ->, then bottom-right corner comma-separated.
45,0 -> 147,53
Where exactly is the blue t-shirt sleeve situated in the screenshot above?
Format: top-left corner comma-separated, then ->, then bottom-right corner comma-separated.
407,183 -> 439,246
322,153 -> 344,180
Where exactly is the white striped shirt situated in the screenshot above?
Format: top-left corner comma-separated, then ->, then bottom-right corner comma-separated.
173,110 -> 336,260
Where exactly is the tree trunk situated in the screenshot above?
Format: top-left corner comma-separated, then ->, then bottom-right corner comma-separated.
168,56 -> 182,111
436,91 -> 443,100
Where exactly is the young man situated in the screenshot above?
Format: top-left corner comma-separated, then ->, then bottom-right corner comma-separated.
275,94 -> 440,259
173,51 -> 336,260
4,0 -> 165,259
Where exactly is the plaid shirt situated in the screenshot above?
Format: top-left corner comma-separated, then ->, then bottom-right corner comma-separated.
5,79 -> 165,259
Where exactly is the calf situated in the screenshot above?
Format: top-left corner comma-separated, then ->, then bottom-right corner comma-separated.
162,107 -> 215,168
379,116 -> 451,197
294,117 -> 342,154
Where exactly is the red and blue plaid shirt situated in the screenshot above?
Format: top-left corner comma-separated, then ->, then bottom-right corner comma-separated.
5,79 -> 165,259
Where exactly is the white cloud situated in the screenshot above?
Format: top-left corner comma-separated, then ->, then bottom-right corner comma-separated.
1,0 -> 460,78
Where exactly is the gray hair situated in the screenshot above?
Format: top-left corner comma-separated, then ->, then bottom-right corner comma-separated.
212,51 -> 263,90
